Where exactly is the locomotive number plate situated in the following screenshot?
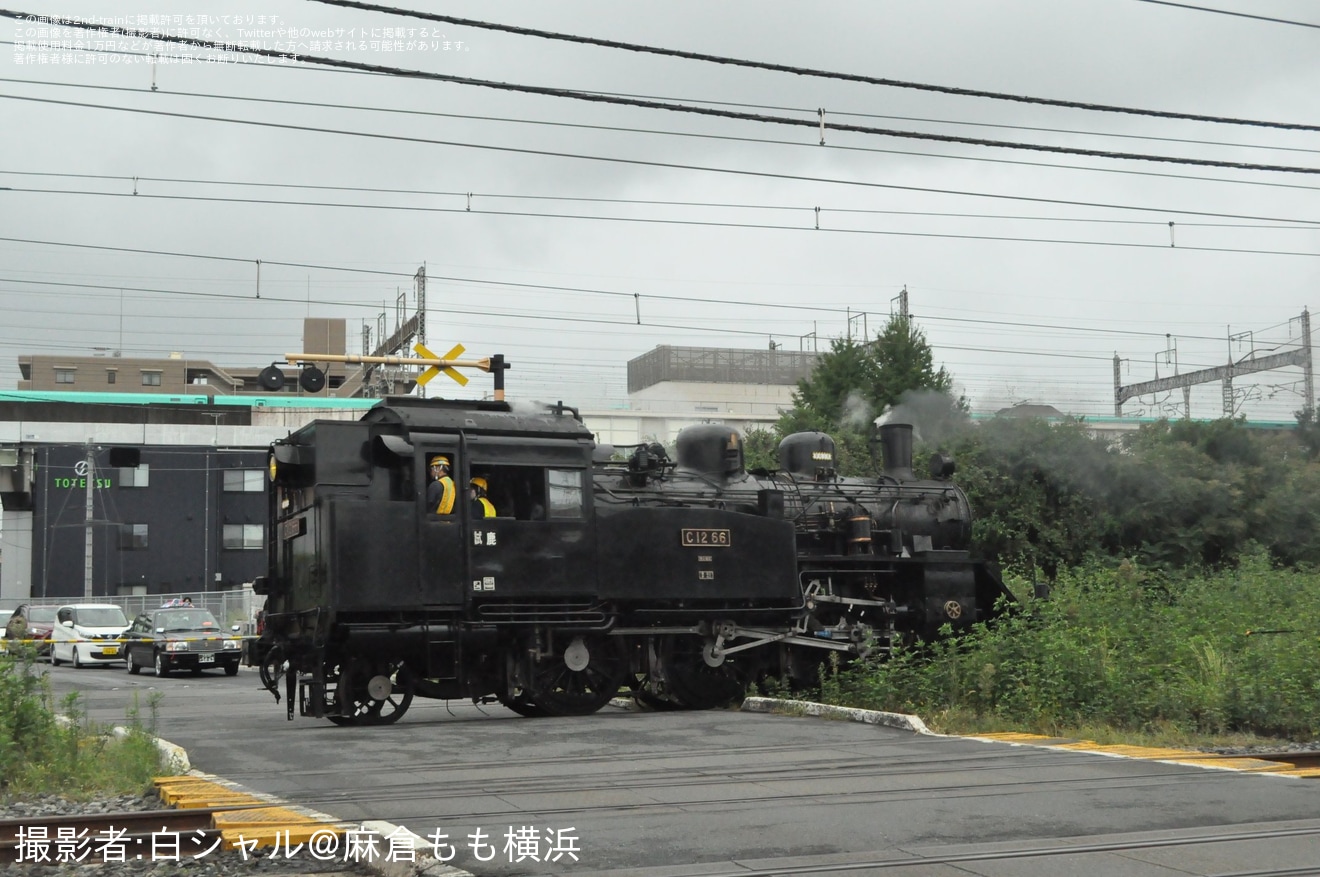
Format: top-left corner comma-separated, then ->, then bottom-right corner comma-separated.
681,528 -> 731,547
281,517 -> 306,541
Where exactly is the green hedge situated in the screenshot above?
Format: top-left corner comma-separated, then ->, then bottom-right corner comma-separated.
821,553 -> 1320,739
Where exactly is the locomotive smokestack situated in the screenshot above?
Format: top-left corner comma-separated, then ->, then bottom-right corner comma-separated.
879,423 -> 914,479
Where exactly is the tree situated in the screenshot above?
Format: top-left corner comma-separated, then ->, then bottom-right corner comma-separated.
870,315 -> 955,414
778,314 -> 963,448
780,336 -> 875,433
1295,407 -> 1320,461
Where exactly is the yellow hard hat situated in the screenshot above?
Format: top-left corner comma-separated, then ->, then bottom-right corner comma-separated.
470,476 -> 488,491
430,455 -> 450,469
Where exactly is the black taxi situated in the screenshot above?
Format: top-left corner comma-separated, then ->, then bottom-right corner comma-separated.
121,608 -> 242,677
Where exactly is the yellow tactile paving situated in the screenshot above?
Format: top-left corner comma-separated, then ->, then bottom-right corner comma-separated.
211,807 -> 345,846
152,775 -> 346,849
971,733 -> 1315,777
977,732 -> 1066,743
155,778 -> 259,808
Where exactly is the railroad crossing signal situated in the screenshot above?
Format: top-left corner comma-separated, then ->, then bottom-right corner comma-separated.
274,347 -> 512,400
414,342 -> 468,388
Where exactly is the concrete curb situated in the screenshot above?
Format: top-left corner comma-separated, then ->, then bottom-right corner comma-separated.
741,696 -> 937,735
110,726 -> 192,773
54,713 -> 194,774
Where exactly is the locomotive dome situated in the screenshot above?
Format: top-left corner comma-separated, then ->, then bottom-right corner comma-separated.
777,432 -> 835,479
675,423 -> 745,477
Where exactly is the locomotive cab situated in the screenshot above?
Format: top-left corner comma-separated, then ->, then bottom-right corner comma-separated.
260,396 -> 608,722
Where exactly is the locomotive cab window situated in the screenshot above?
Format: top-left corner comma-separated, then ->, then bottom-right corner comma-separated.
421,451 -> 461,516
547,469 -> 585,520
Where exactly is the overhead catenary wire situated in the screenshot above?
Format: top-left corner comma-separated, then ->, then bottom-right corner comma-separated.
2,16 -> 1310,423
1133,0 -> 1320,29
8,74 -> 1320,165
10,180 -> 1320,257
7,88 -> 1320,227
5,184 -> 1317,259
305,0 -> 1320,132
4,172 -> 1319,228
6,79 -> 1320,196
0,255 -> 1299,346
3,11 -> 1319,174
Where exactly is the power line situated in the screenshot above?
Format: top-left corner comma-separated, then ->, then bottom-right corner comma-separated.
0,234 -> 416,278
12,70 -> 1320,161
10,180 -> 1320,257
8,184 -> 1318,259
1134,0 -> 1320,29
9,78 -> 1320,196
305,0 -> 1320,133
5,12 -> 1320,173
8,88 -> 1320,229
0,251 -> 1299,347
3,176 -> 1314,230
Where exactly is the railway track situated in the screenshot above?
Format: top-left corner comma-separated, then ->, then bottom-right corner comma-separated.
1209,751 -> 1320,770
0,807 -> 226,864
0,775 -> 364,868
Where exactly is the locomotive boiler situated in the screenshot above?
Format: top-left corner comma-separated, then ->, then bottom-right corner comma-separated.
255,387 -> 1009,725
596,421 -> 1012,688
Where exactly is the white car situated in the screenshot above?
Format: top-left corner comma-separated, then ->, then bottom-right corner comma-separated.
49,603 -> 129,667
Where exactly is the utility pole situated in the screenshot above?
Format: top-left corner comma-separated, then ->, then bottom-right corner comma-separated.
1304,308 -> 1314,419
83,443 -> 95,598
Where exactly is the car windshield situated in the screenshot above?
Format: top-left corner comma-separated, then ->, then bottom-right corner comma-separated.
27,607 -> 57,624
75,608 -> 128,627
157,610 -> 220,632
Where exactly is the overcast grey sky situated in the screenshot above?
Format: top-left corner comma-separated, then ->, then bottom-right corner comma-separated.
3,0 -> 1317,421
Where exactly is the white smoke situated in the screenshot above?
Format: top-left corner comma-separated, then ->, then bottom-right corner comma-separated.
841,390 -> 874,431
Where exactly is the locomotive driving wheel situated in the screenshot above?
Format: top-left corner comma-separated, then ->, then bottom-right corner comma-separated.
327,659 -> 415,726
660,634 -> 755,710
525,634 -> 627,717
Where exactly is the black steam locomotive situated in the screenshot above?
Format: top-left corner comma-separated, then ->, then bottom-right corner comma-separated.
255,392 -> 1010,725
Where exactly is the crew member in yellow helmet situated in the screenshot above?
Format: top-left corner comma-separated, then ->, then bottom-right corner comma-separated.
427,455 -> 456,514
469,476 -> 496,518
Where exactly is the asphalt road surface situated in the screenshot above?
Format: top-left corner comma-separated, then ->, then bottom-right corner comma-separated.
42,662 -> 1320,877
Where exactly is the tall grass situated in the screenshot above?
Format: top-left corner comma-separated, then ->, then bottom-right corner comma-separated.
819,551 -> 1320,741
0,653 -> 177,799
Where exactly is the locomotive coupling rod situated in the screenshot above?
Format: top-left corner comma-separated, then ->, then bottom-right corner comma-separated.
285,352 -> 496,372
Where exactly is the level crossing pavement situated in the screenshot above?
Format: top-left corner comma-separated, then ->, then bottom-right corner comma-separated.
41,664 -> 1320,876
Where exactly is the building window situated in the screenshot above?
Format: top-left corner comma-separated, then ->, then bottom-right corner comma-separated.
106,370 -> 117,384
120,523 -> 149,550
223,524 -> 263,550
223,470 -> 264,492
141,371 -> 162,386
547,469 -> 584,519
54,368 -> 75,384
120,464 -> 150,487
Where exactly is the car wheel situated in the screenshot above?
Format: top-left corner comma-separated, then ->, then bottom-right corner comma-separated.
155,652 -> 170,678
51,647 -> 62,667
224,662 -> 239,677
72,647 -> 83,669
126,650 -> 141,675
